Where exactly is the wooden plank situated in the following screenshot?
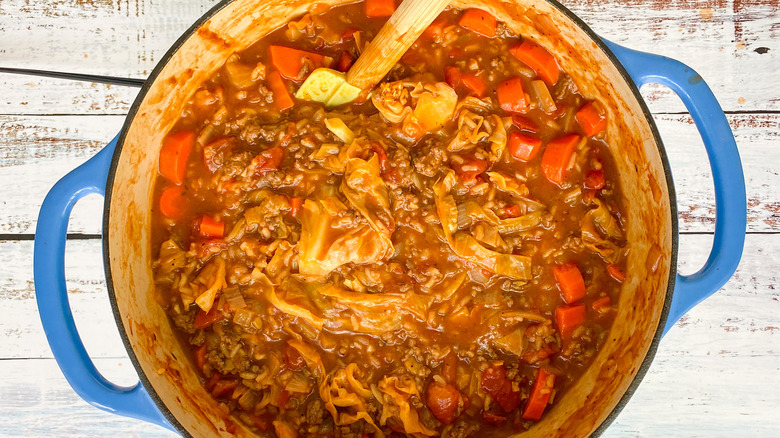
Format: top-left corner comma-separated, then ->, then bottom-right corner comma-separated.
0,233 -> 777,435
0,0 -> 776,114
0,76 -> 139,116
1,112 -> 775,236
0,358 -> 175,437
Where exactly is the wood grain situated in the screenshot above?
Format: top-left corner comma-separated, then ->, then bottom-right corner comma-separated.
1,234 -> 777,435
0,0 -> 776,114
0,113 -> 775,236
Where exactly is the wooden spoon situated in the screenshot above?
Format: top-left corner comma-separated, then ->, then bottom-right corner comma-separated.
295,0 -> 450,107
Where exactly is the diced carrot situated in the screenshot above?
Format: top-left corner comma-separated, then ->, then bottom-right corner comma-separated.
511,114 -> 540,133
289,197 -> 303,218
461,73 -> 486,97
497,77 -> 528,114
553,261 -> 586,304
508,131 -> 543,162
159,131 -> 194,185
159,185 -> 187,220
510,40 -> 560,86
592,296 -> 612,314
541,134 -> 581,185
268,45 -> 331,81
365,0 -> 395,18
254,146 -> 285,172
444,66 -> 462,88
584,169 -> 605,190
459,9 -> 497,38
193,307 -> 224,330
607,264 -> 625,282
522,368 -> 556,421
194,344 -> 208,371
555,304 -> 586,338
198,215 -> 225,238
267,70 -> 294,111
576,101 -> 607,136
336,50 -> 353,73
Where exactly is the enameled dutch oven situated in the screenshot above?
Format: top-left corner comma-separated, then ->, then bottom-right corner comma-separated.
33,0 -> 747,436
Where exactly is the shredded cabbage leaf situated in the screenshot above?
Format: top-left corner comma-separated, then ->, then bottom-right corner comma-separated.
376,376 -> 437,436
433,171 -> 533,280
373,81 -> 457,138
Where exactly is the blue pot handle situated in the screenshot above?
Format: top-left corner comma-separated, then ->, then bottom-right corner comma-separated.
33,135 -> 172,430
604,40 -> 747,336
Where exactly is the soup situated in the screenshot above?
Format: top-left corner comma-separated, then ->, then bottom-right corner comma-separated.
151,2 -> 627,436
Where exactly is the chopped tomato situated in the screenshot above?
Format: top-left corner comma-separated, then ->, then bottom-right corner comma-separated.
454,156 -> 488,183
426,383 -> 463,425
481,364 -> 508,395
584,169 -> 606,190
370,142 -> 389,171
500,205 -> 522,219
444,66 -> 462,89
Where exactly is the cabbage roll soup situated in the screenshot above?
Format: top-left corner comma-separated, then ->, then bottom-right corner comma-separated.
152,1 -> 628,436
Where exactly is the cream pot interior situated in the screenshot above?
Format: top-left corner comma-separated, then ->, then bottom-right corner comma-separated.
105,0 -> 674,436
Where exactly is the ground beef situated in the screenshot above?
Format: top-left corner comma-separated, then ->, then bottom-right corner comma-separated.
305,398 -> 325,426
413,143 -> 447,178
447,420 -> 480,438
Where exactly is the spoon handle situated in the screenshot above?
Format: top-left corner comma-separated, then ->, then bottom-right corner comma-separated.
346,0 -> 450,90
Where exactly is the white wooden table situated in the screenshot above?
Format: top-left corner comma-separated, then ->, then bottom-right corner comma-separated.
1,0 -> 777,436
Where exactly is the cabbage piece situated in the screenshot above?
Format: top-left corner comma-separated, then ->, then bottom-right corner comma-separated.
456,199 -> 542,236
372,81 -> 457,138
492,328 -> 526,356
433,171 -> 533,280
194,257 -> 226,313
487,114 -> 508,163
487,172 -> 529,199
497,211 -> 544,235
258,272 -> 325,330
341,155 -> 395,247
376,376 -> 437,436
325,117 -> 355,144
319,364 -> 384,437
297,197 -> 391,276
588,199 -> 624,241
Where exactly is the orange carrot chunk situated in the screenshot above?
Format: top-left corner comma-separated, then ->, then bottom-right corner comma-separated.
497,77 -> 528,114
268,45 -> 331,81
508,131 -> 543,162
267,70 -> 294,111
555,304 -> 586,338
159,131 -> 194,185
365,0 -> 395,18
159,185 -> 187,220
444,66 -> 462,88
461,73 -> 486,97
592,296 -> 613,314
541,134 -> 581,185
576,101 -> 607,136
522,368 -> 556,421
459,9 -> 497,38
510,40 -> 560,86
607,264 -> 626,282
198,215 -> 225,238
553,261 -> 586,303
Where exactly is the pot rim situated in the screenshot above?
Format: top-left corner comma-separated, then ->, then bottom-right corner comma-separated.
102,1 -> 679,436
